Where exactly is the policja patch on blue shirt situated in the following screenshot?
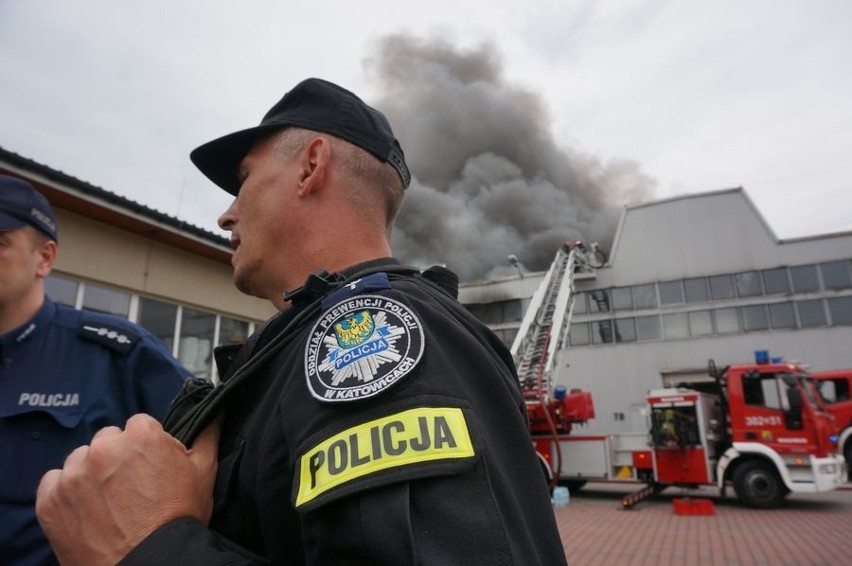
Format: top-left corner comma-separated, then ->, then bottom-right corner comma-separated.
305,288 -> 424,403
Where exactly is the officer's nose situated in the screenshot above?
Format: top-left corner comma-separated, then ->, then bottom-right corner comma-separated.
218,199 -> 238,231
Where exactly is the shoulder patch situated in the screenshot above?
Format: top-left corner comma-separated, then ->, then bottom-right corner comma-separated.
78,323 -> 139,354
294,406 -> 476,511
305,294 -> 424,403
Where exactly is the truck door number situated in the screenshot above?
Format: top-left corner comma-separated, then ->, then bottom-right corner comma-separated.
745,415 -> 782,426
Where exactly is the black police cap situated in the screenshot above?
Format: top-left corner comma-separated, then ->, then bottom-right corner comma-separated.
190,78 -> 411,195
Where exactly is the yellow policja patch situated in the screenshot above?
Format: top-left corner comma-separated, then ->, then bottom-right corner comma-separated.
296,407 -> 474,508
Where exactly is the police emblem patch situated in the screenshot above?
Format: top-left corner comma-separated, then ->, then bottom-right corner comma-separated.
305,295 -> 424,402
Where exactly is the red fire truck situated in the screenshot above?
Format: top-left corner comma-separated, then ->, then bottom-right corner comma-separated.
811,368 -> 852,481
532,355 -> 845,508
510,245 -> 844,508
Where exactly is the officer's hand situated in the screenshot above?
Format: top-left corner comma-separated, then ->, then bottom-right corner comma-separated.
35,413 -> 220,565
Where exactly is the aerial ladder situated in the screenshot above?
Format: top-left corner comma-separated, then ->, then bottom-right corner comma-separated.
510,241 -> 597,487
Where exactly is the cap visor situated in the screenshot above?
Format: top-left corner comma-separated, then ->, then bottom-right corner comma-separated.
190,126 -> 274,195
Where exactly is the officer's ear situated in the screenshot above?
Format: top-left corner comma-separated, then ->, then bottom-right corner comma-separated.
31,231 -> 58,278
295,136 -> 331,199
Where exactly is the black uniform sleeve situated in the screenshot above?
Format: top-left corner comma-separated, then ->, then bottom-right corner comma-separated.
120,518 -> 267,565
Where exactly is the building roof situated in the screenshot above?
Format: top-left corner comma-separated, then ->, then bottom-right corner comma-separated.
0,146 -> 232,264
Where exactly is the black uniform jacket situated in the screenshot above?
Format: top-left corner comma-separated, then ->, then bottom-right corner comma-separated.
125,259 -> 567,565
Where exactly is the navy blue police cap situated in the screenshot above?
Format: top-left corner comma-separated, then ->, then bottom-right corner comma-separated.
0,175 -> 58,241
190,78 -> 411,195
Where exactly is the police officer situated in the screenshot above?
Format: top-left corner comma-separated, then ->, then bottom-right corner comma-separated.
35,78 -> 568,564
0,175 -> 190,565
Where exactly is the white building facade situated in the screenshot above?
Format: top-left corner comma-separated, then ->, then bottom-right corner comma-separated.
460,188 -> 852,434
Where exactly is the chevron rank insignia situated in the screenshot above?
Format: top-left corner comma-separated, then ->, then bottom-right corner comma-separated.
305,295 -> 424,402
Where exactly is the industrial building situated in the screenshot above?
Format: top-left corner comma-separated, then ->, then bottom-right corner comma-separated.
459,188 -> 852,434
0,147 -> 276,381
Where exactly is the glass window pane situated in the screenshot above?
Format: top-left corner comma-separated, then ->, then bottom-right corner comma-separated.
179,308 -> 216,378
636,315 -> 661,341
502,327 -> 518,347
569,322 -> 590,346
82,284 -> 130,317
611,287 -> 632,311
632,284 -> 657,309
663,312 -> 689,339
796,299 -> 827,328
688,310 -> 714,336
218,316 -> 249,346
735,271 -> 762,297
709,275 -> 735,300
137,297 -> 178,352
659,281 -> 684,305
589,290 -> 611,313
591,320 -> 614,344
790,264 -> 819,292
573,292 -> 588,315
715,307 -> 740,333
821,261 -> 851,290
828,296 -> 852,325
768,302 -> 796,329
684,278 -> 709,303
45,275 -> 78,307
614,318 -> 636,342
502,300 -> 522,322
742,304 -> 768,331
762,268 -> 790,295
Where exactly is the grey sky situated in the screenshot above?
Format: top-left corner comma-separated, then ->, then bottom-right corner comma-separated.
1,0 -> 850,279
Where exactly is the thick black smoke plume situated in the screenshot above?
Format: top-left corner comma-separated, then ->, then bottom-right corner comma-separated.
366,35 -> 656,282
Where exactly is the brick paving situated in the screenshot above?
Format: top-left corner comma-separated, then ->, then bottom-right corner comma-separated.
553,482 -> 852,565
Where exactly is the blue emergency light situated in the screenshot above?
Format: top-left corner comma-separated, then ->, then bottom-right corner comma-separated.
754,350 -> 769,364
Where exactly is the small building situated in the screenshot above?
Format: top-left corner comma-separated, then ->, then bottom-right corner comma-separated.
1,147 -> 277,380
460,188 -> 852,433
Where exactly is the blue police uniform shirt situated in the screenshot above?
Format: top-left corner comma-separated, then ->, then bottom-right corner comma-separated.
0,297 -> 190,565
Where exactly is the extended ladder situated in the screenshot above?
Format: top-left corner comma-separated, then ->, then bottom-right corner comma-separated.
510,244 -> 578,400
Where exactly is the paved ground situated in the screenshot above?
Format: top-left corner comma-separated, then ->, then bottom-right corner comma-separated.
553,482 -> 852,565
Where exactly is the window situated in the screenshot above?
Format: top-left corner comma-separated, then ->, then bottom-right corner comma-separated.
218,316 -> 250,347
502,299 -> 522,322
614,318 -> 636,342
592,320 -> 614,344
632,284 -> 657,309
589,290 -> 611,313
762,268 -> 790,295
790,264 -> 819,292
138,298 -> 178,351
569,323 -> 590,346
179,308 -> 216,378
735,271 -> 762,297
636,315 -> 662,341
709,275 -> 735,300
743,373 -> 784,410
819,378 -> 850,404
828,296 -> 852,325
45,275 -> 78,306
742,305 -> 768,331
573,292 -> 588,315
768,302 -> 796,329
663,312 -> 689,339
82,284 -> 130,318
821,261 -> 851,290
684,278 -> 709,303
796,299 -> 827,328
658,280 -> 684,305
611,287 -> 632,311
688,310 -> 714,336
714,307 -> 740,334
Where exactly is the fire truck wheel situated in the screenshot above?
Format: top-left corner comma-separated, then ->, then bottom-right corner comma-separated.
732,461 -> 787,509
